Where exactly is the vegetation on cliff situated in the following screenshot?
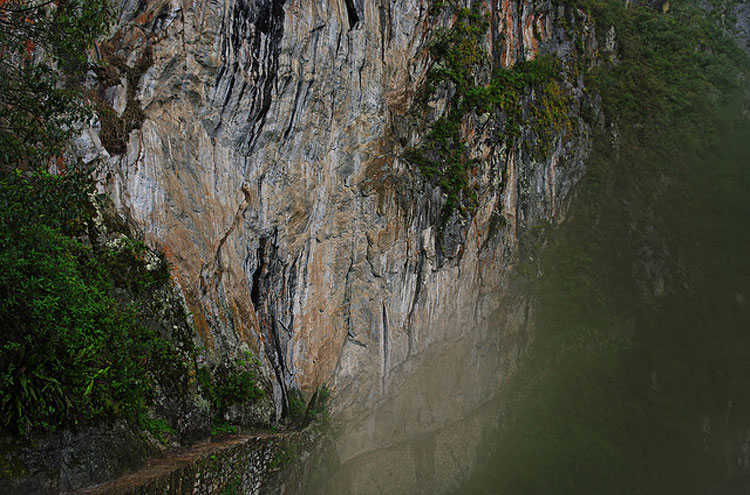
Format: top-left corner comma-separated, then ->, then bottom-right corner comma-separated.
462,0 -> 750,493
404,3 -> 572,219
0,171 -> 192,436
0,18 -> 200,442
0,0 -> 111,166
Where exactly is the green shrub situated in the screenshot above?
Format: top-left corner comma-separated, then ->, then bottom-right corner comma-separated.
286,385 -> 331,426
287,388 -> 307,423
306,385 -> 331,425
138,413 -> 176,444
101,237 -> 171,295
0,0 -> 193,440
219,476 -> 243,495
216,369 -> 264,410
270,443 -> 297,469
197,354 -> 265,434
210,422 -> 237,436
0,0 -> 112,166
0,168 -> 187,436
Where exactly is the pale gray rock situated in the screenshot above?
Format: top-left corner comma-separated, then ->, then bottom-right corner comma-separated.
104,77 -> 128,117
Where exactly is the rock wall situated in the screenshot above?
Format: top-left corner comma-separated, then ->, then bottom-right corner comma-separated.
77,0 -> 601,480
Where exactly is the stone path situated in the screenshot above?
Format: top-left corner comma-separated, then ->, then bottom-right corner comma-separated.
72,431 -> 285,495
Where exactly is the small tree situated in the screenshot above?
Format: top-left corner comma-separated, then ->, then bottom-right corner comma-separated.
0,0 -> 112,168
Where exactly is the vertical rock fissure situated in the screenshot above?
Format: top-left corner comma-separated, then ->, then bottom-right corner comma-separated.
344,0 -> 360,30
405,252 -> 426,358
381,303 -> 389,393
249,0 -> 287,152
250,238 -> 265,308
250,233 -> 290,418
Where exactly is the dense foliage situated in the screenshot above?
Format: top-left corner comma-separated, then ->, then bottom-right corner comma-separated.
287,385 -> 330,427
0,1 -> 198,437
462,0 -> 750,493
0,167 -> 197,436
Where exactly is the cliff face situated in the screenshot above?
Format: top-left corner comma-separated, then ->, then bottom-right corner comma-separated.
78,0 -> 598,475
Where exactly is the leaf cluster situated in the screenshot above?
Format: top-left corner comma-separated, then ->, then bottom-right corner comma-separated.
0,172 -> 186,435
0,0 -> 113,167
286,385 -> 331,428
197,354 -> 265,435
0,0 -> 202,443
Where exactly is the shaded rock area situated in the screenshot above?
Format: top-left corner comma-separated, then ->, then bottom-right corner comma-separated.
1,423 -> 150,495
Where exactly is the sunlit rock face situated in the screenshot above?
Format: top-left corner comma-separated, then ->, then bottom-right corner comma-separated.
88,0 -> 598,489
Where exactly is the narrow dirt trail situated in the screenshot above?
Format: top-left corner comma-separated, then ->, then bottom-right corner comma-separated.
73,431 -> 288,495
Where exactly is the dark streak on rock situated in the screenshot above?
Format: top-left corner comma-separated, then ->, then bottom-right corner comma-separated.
250,229 -> 294,418
345,0 -> 360,31
382,303 -> 389,393
216,0 -> 287,154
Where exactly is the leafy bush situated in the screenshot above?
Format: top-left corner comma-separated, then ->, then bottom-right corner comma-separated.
270,442 -> 297,469
0,0 -> 198,440
138,413 -> 176,444
0,0 -> 112,166
101,237 -> 171,295
286,385 -> 331,427
0,167 -> 94,236
210,422 -> 237,436
197,354 -> 265,434
219,476 -> 243,495
307,386 -> 330,421
287,389 -> 307,423
0,172 -> 186,435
